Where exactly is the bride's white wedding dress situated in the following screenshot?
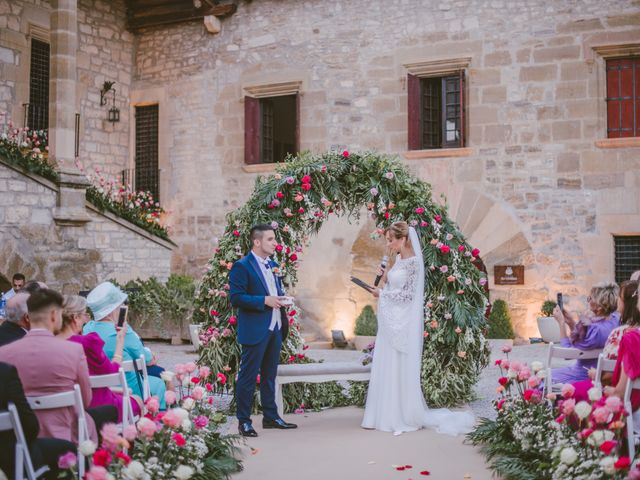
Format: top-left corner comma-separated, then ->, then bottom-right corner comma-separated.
361,227 -> 475,436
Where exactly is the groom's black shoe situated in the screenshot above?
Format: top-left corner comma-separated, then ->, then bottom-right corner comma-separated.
238,422 -> 258,437
263,418 -> 298,429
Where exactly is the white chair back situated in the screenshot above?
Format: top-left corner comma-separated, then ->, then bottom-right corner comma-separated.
544,343 -> 602,395
90,368 -> 138,435
594,353 -> 617,388
0,403 -> 49,480
26,385 -> 89,478
624,377 -> 640,461
121,355 -> 151,400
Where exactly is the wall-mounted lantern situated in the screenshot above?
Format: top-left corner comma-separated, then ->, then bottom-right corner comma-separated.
100,81 -> 120,123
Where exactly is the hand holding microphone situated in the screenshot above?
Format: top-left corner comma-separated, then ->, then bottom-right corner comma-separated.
374,255 -> 389,287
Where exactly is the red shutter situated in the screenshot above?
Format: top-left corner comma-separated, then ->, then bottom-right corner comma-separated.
407,73 -> 421,150
295,92 -> 300,154
606,58 -> 638,138
244,96 -> 260,164
459,70 -> 466,147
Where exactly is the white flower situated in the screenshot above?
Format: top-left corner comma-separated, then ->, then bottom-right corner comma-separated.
531,361 -> 544,373
160,371 -> 175,382
182,377 -> 191,387
536,369 -> 547,379
174,465 -> 194,480
181,419 -> 192,431
560,447 -> 577,465
124,461 -> 146,479
182,398 -> 195,410
507,369 -> 517,379
78,440 -> 97,456
588,387 -> 603,402
600,457 -> 616,475
587,429 -> 615,447
574,401 -> 592,419
174,407 -> 190,422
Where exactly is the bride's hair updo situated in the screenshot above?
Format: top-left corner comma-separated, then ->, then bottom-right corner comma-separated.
386,221 -> 409,239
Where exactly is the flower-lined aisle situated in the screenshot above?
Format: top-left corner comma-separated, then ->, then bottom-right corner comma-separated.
58,362 -> 242,480
194,150 -> 490,410
468,349 -> 639,480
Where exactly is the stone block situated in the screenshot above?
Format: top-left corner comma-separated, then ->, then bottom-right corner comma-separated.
606,13 -> 640,27
484,124 -> 512,144
484,51 -> 512,67
520,65 -> 558,82
557,18 -> 604,33
470,68 -> 501,86
583,173 -> 625,189
6,206 -> 29,222
482,86 -> 507,104
533,45 -> 581,63
557,178 -> 582,189
468,105 -> 498,125
552,120 -> 581,141
556,152 -> 579,173
555,81 -> 587,100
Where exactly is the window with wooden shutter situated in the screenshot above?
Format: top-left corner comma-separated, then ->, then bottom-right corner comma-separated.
28,39 -> 50,131
134,104 -> 160,200
606,58 -> 640,138
244,93 -> 298,164
614,235 -> 640,284
407,71 -> 466,150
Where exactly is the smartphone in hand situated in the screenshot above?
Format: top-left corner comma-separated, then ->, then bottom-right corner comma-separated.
557,293 -> 564,311
117,305 -> 128,328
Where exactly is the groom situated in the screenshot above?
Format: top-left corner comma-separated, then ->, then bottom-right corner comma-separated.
229,224 -> 298,437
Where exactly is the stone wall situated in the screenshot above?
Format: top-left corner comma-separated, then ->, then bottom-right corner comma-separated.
0,0 -> 133,177
132,0 -> 640,338
0,159 -> 172,293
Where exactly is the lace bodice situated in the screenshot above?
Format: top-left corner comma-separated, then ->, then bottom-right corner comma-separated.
381,256 -> 419,304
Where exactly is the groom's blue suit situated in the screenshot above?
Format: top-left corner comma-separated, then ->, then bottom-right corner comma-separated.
229,253 -> 288,424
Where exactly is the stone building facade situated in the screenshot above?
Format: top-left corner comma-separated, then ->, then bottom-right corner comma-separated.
2,0 -> 640,337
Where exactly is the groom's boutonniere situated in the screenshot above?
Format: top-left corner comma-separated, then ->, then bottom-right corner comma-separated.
272,267 -> 281,276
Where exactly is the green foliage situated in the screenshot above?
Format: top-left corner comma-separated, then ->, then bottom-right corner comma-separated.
486,299 -> 515,339
194,150 -> 490,407
354,304 -> 377,336
116,275 -> 196,329
0,140 -> 59,182
540,300 -> 557,317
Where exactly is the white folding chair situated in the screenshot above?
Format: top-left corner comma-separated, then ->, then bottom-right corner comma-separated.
26,385 -> 89,478
121,355 -> 151,401
544,342 -> 602,395
594,353 -> 617,389
624,376 -> 640,461
0,403 -> 49,480
89,368 -> 139,434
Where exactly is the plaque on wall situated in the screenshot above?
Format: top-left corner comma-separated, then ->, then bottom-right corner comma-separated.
494,265 -> 524,285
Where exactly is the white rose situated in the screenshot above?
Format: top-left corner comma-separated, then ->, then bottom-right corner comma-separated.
574,401 -> 592,420
182,377 -> 191,387
600,457 -> 616,475
174,465 -> 194,480
507,369 -> 517,379
160,371 -> 175,382
587,429 -> 615,447
78,440 -> 97,456
182,398 -> 195,411
181,419 -> 192,431
588,387 -> 603,402
531,361 -> 544,373
536,369 -> 547,379
125,461 -> 146,479
560,447 -> 578,465
174,407 -> 190,421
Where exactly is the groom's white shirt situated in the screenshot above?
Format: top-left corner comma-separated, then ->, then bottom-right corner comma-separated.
251,251 -> 282,331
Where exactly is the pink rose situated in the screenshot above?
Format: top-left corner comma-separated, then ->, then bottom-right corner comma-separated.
561,384 -> 576,399
439,265 -> 449,273
479,278 -> 488,286
593,407 -> 611,424
58,452 -> 77,469
194,415 -> 209,429
162,409 -> 182,428
199,366 -> 211,379
605,395 -> 622,413
370,187 -> 379,196
440,245 -> 451,254
385,172 -> 394,179
192,386 -> 205,400
517,367 -> 531,381
228,316 -> 237,326
86,466 -> 108,480
123,424 -> 138,442
527,376 -> 541,388
136,417 -> 158,438
415,207 -> 425,214
185,362 -> 197,373
501,345 -> 512,353
562,398 -> 576,415
286,176 -> 295,185
434,215 -> 442,223
100,423 -> 121,451
447,275 -> 456,282
146,396 -> 160,414
175,364 -> 186,375
420,221 -> 428,227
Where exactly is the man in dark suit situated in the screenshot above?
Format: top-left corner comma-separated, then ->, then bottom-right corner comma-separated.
230,224 -> 297,437
0,292 -> 30,347
0,361 -> 75,479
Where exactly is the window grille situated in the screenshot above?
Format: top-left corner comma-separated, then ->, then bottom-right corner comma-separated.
614,235 -> 640,284
134,105 -> 159,200
28,39 -> 50,131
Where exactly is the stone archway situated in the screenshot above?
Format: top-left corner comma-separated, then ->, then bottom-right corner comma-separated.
194,151 -> 491,408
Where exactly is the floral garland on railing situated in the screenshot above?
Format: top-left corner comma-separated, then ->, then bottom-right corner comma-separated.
58,362 -> 241,480
194,150 -> 490,410
0,115 -> 170,241
468,348 -> 636,480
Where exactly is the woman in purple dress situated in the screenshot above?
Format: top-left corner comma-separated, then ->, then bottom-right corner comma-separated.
57,295 -> 141,421
551,282 -> 620,384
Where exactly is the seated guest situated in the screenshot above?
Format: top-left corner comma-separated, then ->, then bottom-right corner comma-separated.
0,361 -> 75,480
572,281 -> 640,401
58,295 -> 142,421
84,282 -> 166,409
0,289 -> 101,443
0,292 -> 30,347
551,282 -> 620,384
604,328 -> 640,413
2,273 -> 26,301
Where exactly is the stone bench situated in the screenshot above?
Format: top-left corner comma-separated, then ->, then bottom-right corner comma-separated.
275,361 -> 371,416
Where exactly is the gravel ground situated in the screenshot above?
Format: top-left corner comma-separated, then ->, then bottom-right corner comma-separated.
146,339 -> 573,420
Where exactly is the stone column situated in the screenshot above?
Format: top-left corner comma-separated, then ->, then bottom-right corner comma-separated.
49,0 -> 90,225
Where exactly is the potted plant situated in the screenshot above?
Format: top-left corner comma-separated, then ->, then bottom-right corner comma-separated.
537,299 -> 561,343
353,305 -> 377,351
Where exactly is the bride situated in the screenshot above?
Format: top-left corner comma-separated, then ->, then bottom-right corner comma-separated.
362,221 -> 475,436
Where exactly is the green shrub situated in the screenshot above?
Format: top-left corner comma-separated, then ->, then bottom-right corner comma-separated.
487,299 -> 515,339
540,300 -> 557,317
354,304 -> 377,336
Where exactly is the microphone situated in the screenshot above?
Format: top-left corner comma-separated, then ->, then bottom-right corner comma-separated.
374,255 -> 389,287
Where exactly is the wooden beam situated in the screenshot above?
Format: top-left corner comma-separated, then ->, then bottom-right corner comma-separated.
127,3 -> 236,30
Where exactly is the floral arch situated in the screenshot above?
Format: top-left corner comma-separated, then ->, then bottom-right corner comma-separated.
193,151 -> 490,410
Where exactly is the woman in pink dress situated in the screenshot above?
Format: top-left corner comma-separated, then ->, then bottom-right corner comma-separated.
57,295 -> 141,421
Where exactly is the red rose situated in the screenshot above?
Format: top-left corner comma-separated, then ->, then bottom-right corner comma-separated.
116,451 -> 132,465
458,245 -> 465,252
600,440 -> 617,455
420,471 -> 430,476
301,175 -> 312,183
287,355 -> 295,363
555,414 -> 565,423
296,354 -> 304,359
614,456 -> 631,469
342,150 -> 349,158
93,450 -> 112,467
384,211 -> 390,219
301,183 -> 312,191
216,372 -> 227,385
276,192 -> 284,199
289,309 -> 297,316
497,399 -> 505,410
289,254 -> 298,262
298,207 -> 305,214
205,383 -> 213,391
289,318 -> 295,325
523,389 -> 535,401
276,244 -> 283,252
434,215 -> 442,223
228,316 -> 237,325
396,467 -> 405,471
440,245 -> 451,254
415,207 -> 425,214
172,432 -> 186,447
256,374 -> 261,384
210,310 -> 219,317
472,248 -> 480,257
321,165 -> 327,172
495,359 -> 502,366
232,230 -> 240,237
267,203 -> 275,209
286,247 -> 291,254
191,377 -> 200,384
498,377 -> 508,386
